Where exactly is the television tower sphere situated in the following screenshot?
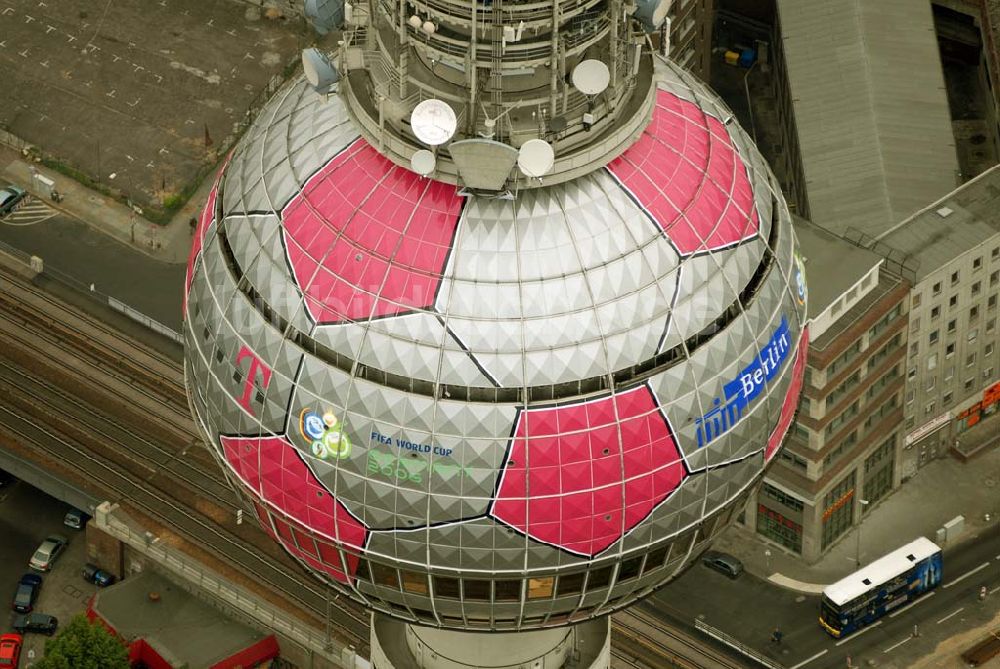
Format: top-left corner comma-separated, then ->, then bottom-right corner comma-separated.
184,0 -> 808,664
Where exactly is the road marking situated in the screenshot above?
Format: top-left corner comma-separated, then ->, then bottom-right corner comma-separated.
2,200 -> 57,226
936,607 -> 964,624
888,591 -> 936,617
943,562 -> 990,588
883,636 -> 912,653
990,585 -> 1000,595
835,620 -> 882,646
789,649 -> 828,669
995,554 -> 1000,561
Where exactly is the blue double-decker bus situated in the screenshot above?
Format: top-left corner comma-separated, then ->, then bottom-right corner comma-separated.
819,537 -> 943,638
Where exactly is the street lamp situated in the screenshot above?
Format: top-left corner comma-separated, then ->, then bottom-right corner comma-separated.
855,499 -> 870,568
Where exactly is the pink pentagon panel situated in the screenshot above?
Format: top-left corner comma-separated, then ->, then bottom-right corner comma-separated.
491,385 -> 686,557
220,435 -> 367,582
607,89 -> 759,255
281,139 -> 464,324
184,163 -> 226,315
765,327 -> 809,462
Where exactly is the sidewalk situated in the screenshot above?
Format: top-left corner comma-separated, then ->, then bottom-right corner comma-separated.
1,145 -> 214,266
714,437 -> 1000,593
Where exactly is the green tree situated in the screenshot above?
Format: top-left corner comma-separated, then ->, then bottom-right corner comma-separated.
34,614 -> 130,669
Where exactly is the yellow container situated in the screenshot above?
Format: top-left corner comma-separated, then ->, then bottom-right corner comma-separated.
724,50 -> 740,66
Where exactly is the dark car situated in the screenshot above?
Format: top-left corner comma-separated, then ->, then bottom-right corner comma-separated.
12,612 -> 58,635
0,186 -> 26,216
701,551 -> 744,579
12,574 -> 42,613
82,563 -> 115,587
64,508 -> 88,530
0,470 -> 14,488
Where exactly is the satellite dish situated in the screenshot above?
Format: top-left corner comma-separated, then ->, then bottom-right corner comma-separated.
304,0 -> 345,35
517,139 -> 555,178
410,150 -> 436,176
408,14 -> 422,28
571,60 -> 611,96
410,99 -> 457,146
302,48 -> 340,94
634,0 -> 672,31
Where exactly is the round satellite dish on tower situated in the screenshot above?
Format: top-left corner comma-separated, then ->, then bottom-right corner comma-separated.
304,0 -> 345,35
517,139 -> 555,178
302,48 -> 340,94
571,60 -> 611,96
410,99 -> 457,146
634,0 -> 673,31
410,149 -> 436,176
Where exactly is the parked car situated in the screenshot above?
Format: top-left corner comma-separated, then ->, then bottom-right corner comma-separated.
12,574 -> 42,613
0,634 -> 22,669
0,186 -> 26,217
29,535 -> 67,572
12,613 -> 58,636
63,508 -> 88,530
0,470 -> 14,489
82,563 -> 116,587
701,551 -> 744,579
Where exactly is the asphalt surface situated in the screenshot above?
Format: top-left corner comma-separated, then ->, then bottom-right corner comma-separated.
0,0 -> 302,211
0,198 -> 185,331
650,526 -> 1000,668
0,478 -> 74,625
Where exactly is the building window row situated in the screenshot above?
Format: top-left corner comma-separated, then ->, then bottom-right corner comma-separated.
760,481 -> 805,512
757,504 -> 803,554
821,472 -> 857,549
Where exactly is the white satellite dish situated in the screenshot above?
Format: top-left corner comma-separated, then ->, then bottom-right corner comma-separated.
302,48 -> 340,94
410,149 -> 436,176
517,139 -> 555,178
571,60 -> 611,96
411,99 -> 457,146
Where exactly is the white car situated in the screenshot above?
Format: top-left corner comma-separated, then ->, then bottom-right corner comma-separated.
29,535 -> 68,572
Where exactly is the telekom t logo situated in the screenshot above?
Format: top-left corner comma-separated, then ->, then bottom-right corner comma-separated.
235,345 -> 272,415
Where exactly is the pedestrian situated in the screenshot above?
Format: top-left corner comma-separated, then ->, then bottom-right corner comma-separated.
979,585 -> 987,602
770,626 -> 783,644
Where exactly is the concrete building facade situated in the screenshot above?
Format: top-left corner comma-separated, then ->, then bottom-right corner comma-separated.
745,220 -> 910,563
873,166 -> 1000,476
667,0 -> 716,80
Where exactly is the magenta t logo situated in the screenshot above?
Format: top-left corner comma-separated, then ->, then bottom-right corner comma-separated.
235,345 -> 272,415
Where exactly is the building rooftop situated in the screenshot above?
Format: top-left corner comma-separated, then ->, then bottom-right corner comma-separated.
91,572 -> 271,668
875,165 -> 1000,283
777,0 -> 959,237
792,216 -> 882,318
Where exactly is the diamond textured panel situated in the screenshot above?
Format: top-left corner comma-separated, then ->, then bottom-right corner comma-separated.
491,385 -> 685,557
607,89 -> 759,255
766,327 -> 810,461
184,163 -> 225,315
281,139 -> 463,324
220,435 -> 367,582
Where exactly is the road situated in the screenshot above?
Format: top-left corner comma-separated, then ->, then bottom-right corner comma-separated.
650,525 -> 1000,668
0,198 -> 185,330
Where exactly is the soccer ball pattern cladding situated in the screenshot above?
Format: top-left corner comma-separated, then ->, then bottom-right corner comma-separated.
184,57 -> 808,629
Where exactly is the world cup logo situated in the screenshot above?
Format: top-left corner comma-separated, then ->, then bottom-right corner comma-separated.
794,252 -> 807,306
300,408 -> 353,460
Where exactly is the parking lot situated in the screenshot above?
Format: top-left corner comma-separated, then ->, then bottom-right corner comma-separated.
0,476 -> 99,660
0,0 -> 304,214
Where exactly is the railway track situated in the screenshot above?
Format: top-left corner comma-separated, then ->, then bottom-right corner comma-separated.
0,358 -> 237,511
612,607 -> 747,669
0,266 -> 194,435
